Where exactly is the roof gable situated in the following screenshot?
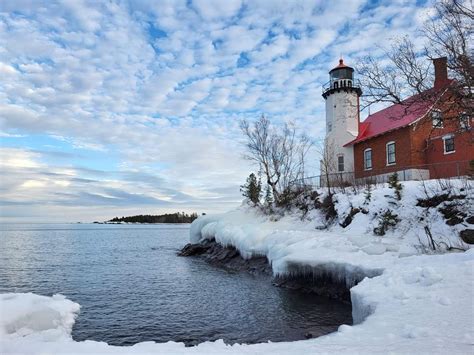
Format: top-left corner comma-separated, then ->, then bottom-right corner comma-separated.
346,87 -> 445,146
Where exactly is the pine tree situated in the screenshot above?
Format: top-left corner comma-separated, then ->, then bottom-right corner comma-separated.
388,173 -> 402,201
264,185 -> 273,207
240,173 -> 262,205
364,183 -> 372,204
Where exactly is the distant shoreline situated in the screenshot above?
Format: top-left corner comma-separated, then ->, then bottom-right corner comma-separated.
105,212 -> 200,224
92,221 -> 193,225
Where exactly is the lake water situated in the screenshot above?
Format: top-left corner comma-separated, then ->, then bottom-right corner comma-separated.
0,223 -> 352,346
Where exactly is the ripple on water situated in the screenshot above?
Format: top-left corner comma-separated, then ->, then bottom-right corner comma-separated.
0,223 -> 352,346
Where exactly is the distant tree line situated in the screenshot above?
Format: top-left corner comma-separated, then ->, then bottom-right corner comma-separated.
109,212 -> 199,224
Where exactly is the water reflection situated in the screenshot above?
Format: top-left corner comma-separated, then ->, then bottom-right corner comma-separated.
0,224 -> 352,345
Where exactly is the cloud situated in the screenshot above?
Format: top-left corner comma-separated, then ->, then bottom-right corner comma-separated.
0,0 -> 434,221
192,0 -> 242,20
0,131 -> 26,138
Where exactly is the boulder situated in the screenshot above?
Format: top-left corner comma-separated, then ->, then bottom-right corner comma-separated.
460,229 -> 474,244
177,243 -> 211,256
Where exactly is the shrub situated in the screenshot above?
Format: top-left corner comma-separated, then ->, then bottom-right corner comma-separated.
373,209 -> 400,236
321,193 -> 337,222
364,183 -> 372,205
293,189 -> 321,217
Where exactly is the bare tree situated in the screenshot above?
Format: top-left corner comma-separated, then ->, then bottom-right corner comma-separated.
317,138 -> 337,196
358,0 -> 473,121
359,37 -> 432,109
423,0 -> 473,117
240,115 -> 312,204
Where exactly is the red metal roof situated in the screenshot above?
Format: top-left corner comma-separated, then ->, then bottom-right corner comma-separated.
345,88 -> 441,146
330,58 -> 352,73
334,59 -> 348,69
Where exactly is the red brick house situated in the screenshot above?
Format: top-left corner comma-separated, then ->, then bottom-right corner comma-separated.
343,58 -> 473,181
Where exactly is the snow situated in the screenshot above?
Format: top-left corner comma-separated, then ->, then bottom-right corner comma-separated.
0,293 -> 79,341
1,179 -> 473,354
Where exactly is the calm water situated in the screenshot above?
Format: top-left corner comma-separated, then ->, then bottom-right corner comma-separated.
0,223 -> 352,346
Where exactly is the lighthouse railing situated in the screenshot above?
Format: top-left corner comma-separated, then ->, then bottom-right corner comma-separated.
322,79 -> 362,96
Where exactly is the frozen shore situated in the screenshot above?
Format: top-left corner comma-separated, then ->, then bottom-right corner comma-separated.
178,239 -> 352,302
2,248 -> 473,354
1,180 -> 473,354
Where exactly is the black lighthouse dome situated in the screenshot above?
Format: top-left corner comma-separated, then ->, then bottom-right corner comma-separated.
329,59 -> 354,80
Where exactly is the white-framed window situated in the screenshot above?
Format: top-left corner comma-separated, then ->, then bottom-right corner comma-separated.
443,135 -> 455,154
337,155 -> 344,172
386,141 -> 396,165
364,148 -> 372,170
432,109 -> 443,128
459,112 -> 470,130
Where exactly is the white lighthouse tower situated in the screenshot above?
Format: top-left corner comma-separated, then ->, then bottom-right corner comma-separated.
321,59 -> 362,178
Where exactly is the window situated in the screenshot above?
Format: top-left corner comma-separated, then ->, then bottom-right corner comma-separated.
327,122 -> 332,132
443,135 -> 455,154
386,141 -> 396,165
432,110 -> 443,128
338,155 -> 344,172
364,149 -> 372,170
460,112 -> 470,130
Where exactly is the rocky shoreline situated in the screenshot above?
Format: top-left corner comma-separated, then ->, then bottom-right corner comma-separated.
178,239 -> 351,303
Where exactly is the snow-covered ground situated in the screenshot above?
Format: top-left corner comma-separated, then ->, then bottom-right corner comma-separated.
2,180 -> 473,354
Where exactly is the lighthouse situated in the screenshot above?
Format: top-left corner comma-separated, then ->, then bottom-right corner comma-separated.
322,59 -> 362,176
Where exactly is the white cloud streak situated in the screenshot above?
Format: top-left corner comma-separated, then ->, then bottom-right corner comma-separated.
0,0 -> 435,221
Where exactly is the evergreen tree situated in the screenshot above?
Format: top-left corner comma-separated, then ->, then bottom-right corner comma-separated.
107,212 -> 199,223
264,185 -> 273,207
364,183 -> 372,204
388,173 -> 403,201
240,173 -> 262,205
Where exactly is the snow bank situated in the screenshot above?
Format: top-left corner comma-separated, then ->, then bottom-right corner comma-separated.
189,213 -> 223,243
2,250 -> 473,354
183,179 -> 473,352
0,293 -> 79,342
193,180 -> 472,283
193,208 -> 398,286
2,180 -> 472,354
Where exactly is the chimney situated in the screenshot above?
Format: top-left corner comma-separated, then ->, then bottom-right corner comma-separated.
433,57 -> 448,90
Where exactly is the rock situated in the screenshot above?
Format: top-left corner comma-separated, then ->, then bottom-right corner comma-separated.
180,240 -> 272,275
460,229 -> 474,244
446,216 -> 464,226
179,239 -> 350,302
304,333 -> 313,339
417,193 -> 466,208
339,207 -> 360,228
177,243 -> 211,256
438,203 -> 466,226
466,216 -> 474,224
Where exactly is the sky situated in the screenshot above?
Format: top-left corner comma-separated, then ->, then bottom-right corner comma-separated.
0,0 -> 436,223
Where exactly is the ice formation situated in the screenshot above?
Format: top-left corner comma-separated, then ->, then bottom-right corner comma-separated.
2,180 -> 473,354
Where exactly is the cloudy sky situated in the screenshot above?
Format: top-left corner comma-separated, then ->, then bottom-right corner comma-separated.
0,0 -> 435,222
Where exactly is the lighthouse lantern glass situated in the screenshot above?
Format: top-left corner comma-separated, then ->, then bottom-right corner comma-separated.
331,68 -> 353,80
